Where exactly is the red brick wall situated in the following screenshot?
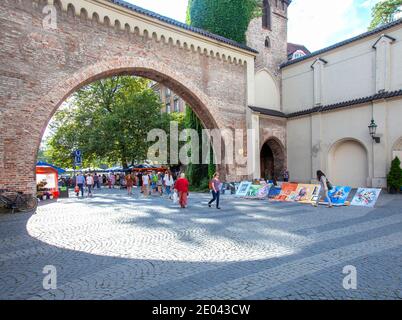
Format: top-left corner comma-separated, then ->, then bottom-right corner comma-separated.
0,0 -> 248,193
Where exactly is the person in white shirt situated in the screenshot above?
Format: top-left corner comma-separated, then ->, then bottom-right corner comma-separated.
142,172 -> 150,197
164,172 -> 174,198
86,174 -> 94,197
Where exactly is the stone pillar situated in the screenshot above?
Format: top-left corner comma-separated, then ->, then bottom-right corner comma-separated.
310,113 -> 323,182
311,58 -> 327,106
373,35 -> 394,93
371,101 -> 388,188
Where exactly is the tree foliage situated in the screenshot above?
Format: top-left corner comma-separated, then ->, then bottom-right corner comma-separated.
187,0 -> 261,44
369,0 -> 402,30
46,76 -> 171,169
184,107 -> 215,190
387,156 -> 402,191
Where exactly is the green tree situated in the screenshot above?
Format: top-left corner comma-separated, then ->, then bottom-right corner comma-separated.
387,156 -> 402,192
187,0 -> 260,44
184,107 -> 215,190
369,0 -> 402,30
46,76 -> 167,169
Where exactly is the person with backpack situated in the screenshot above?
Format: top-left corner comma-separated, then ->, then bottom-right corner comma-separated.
313,170 -> 333,208
208,172 -> 222,209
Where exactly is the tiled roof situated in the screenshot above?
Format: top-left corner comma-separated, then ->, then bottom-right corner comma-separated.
280,18 -> 402,68
249,106 -> 287,118
287,42 -> 310,56
286,89 -> 402,118
250,90 -> 402,119
109,0 -> 258,54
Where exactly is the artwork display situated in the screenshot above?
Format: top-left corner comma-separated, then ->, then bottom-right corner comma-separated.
273,183 -> 298,201
351,188 -> 382,207
320,186 -> 352,206
235,181 -> 252,197
234,180 -> 382,208
268,186 -> 281,198
257,184 -> 272,199
294,184 -> 321,204
246,185 -> 263,197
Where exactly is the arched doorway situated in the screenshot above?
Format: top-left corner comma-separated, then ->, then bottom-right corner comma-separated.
260,139 -> 285,180
328,139 -> 368,187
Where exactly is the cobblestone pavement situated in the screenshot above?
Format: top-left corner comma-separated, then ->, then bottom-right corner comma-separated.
0,188 -> 401,300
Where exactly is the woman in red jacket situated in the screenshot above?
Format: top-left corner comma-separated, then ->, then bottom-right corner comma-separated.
174,173 -> 189,208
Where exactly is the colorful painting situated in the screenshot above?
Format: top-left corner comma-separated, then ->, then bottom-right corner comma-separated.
257,184 -> 272,199
326,186 -> 352,206
273,183 -> 298,201
268,186 -> 281,198
246,185 -> 263,197
351,188 -> 382,207
235,181 -> 252,197
294,184 -> 321,204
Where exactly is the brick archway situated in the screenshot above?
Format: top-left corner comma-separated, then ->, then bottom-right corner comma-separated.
260,138 -> 286,180
0,0 -> 254,194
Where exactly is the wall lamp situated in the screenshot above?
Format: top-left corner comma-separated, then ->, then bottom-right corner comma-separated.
368,119 -> 381,143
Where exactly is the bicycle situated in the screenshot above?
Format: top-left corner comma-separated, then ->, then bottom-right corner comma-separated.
0,189 -> 38,214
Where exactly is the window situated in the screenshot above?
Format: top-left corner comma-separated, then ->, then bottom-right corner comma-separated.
262,0 -> 271,30
166,103 -> 171,113
265,36 -> 271,48
292,50 -> 306,60
174,99 -> 180,112
165,88 -> 171,99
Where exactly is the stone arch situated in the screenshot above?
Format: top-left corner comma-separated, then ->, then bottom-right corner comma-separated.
260,137 -> 286,180
328,138 -> 369,187
15,57 -> 225,193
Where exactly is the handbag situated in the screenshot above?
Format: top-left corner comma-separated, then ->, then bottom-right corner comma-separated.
326,179 -> 333,190
74,186 -> 79,193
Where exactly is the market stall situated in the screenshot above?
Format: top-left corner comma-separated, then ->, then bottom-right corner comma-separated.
36,165 -> 59,200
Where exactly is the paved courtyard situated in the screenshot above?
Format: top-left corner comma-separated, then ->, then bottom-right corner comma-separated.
0,188 -> 401,300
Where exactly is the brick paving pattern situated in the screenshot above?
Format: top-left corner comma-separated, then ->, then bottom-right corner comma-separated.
0,188 -> 401,300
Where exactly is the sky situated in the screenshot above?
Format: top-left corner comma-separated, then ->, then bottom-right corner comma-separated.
125,0 -> 384,52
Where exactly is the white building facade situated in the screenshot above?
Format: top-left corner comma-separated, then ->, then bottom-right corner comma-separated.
248,0 -> 402,188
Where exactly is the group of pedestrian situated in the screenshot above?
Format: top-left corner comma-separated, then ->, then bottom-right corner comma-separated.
74,172 -> 95,198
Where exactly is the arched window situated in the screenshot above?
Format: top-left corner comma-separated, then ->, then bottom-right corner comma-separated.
265,36 -> 271,48
262,0 -> 271,30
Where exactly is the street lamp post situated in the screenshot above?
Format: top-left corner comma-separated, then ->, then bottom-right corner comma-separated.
368,119 -> 380,143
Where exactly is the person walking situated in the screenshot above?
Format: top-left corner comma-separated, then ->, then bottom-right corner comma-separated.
86,173 -> 94,197
93,173 -> 100,189
157,173 -> 163,196
208,172 -> 222,209
174,173 -> 189,208
164,171 -> 174,198
142,171 -> 150,197
313,170 -> 333,208
76,173 -> 85,198
126,173 -> 133,195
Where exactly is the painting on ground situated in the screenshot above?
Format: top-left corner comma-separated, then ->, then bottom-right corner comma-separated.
319,186 -> 352,206
351,188 -> 382,207
273,183 -> 298,201
294,184 -> 321,204
257,184 -> 272,199
236,181 -> 252,197
246,185 -> 263,197
268,186 -> 281,198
